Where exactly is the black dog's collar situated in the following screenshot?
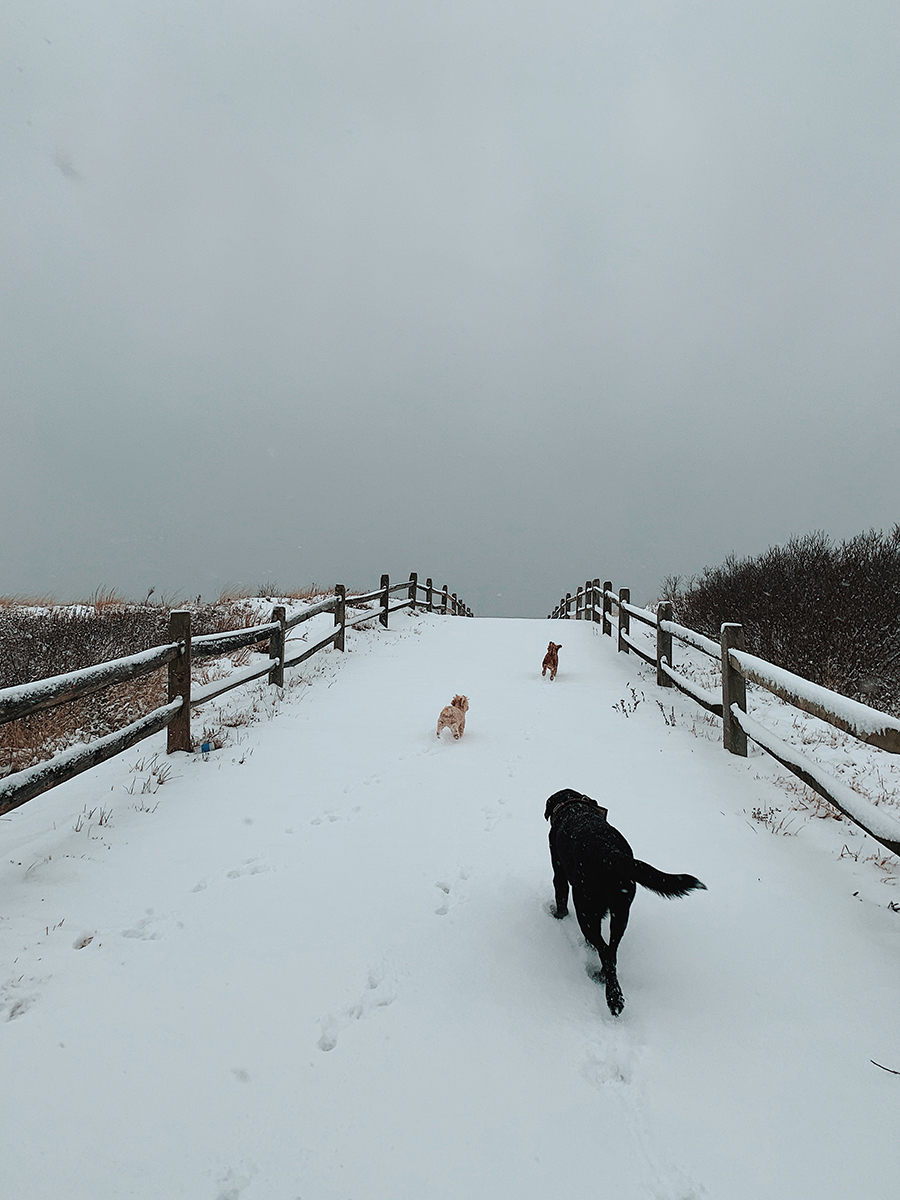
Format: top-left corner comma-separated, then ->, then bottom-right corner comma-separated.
547,793 -> 608,823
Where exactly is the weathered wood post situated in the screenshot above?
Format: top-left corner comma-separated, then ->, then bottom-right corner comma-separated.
602,581 -> 612,636
269,605 -> 286,686
564,592 -> 571,618
441,585 -> 449,615
721,623 -> 748,756
334,586 -> 346,652
452,592 -> 458,615
380,574 -> 390,628
617,587 -> 630,653
574,588 -> 582,620
167,609 -> 192,753
656,601 -> 673,688
425,578 -> 434,612
408,572 -> 417,611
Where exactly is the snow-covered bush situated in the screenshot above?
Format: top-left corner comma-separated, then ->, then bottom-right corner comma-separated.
663,528 -> 900,715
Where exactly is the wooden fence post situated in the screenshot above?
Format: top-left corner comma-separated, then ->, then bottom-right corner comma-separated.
334,586 -> 346,652
425,578 -> 433,612
617,587 -> 630,653
167,609 -> 192,753
441,585 -> 449,615
452,592 -> 458,615
564,592 -> 571,618
408,572 -> 417,611
380,575 -> 390,628
721,623 -> 748,756
269,605 -> 286,686
602,581 -> 612,636
656,601 -> 673,688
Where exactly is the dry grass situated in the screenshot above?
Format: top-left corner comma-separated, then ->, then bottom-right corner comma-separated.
0,588 -> 322,776
0,592 -> 61,608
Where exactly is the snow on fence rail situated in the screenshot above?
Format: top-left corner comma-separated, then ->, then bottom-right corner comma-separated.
549,578 -> 900,856
0,573 -> 472,817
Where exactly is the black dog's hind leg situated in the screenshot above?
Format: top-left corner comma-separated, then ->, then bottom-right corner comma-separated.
572,895 -> 614,992
550,850 -> 570,918
573,890 -> 631,1017
598,898 -> 633,1017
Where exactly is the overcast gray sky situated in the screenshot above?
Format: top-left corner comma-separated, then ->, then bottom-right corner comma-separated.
3,0 -> 899,617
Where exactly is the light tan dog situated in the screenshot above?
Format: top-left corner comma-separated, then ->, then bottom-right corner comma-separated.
436,694 -> 469,739
542,642 -> 562,680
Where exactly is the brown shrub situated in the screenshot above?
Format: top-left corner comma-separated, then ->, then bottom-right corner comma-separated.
662,528 -> 900,715
0,593 -> 295,775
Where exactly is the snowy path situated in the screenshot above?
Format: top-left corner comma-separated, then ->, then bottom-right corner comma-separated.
2,614 -> 900,1199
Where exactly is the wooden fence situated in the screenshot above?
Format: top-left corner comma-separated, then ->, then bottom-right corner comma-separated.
550,579 -> 900,856
0,573 -> 472,817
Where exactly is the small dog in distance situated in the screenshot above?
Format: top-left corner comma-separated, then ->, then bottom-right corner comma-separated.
436,694 -> 469,740
542,642 -> 562,680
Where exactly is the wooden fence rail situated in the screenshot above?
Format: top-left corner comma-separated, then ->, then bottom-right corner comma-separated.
550,577 -> 900,856
0,572 -> 472,817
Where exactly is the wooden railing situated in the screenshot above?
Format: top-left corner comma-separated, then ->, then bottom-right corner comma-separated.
0,573 -> 472,816
550,578 -> 900,856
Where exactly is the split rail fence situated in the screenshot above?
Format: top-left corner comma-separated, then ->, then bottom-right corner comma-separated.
0,573 -> 472,817
550,579 -> 900,856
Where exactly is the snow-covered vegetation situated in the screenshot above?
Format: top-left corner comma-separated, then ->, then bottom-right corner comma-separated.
0,588 -> 323,776
663,528 -> 900,715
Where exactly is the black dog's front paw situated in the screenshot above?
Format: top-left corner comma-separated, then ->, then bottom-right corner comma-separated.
552,906 -> 568,919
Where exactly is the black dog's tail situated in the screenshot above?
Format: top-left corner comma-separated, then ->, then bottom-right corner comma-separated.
632,860 -> 706,898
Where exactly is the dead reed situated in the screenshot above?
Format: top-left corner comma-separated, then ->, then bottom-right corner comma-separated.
0,586 -> 324,776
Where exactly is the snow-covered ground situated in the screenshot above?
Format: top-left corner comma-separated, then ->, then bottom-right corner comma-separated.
2,612 -> 899,1200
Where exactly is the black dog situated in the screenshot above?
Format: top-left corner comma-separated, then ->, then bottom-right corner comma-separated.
545,788 -> 706,1016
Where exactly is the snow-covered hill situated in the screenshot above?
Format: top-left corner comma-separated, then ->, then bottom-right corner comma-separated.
2,612 -> 899,1199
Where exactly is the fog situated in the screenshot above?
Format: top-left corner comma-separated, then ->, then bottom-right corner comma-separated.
3,1 -> 899,616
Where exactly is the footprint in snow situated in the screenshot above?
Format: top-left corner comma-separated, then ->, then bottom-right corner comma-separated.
122,911 -> 164,940
318,962 -> 397,1051
434,868 -> 470,915
582,1037 -> 706,1200
1,976 -> 44,1021
226,858 -> 272,880
309,806 -> 361,827
581,1037 -> 634,1087
214,1164 -> 257,1199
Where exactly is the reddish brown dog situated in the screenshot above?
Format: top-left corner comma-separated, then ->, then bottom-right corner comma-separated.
542,642 -> 562,680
